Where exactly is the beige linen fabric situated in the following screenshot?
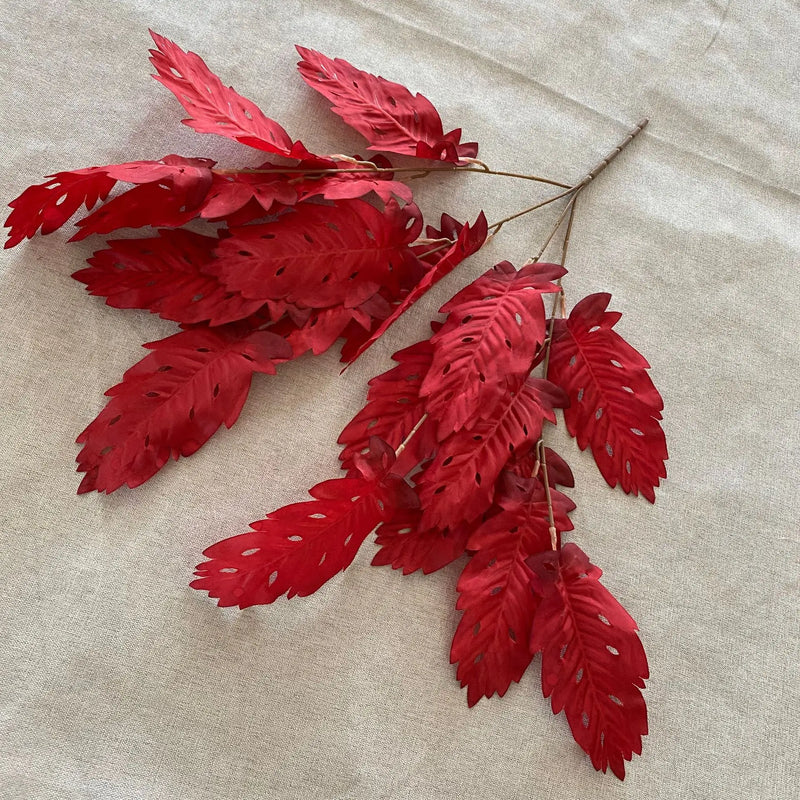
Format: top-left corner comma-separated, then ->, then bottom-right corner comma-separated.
0,1 -> 797,798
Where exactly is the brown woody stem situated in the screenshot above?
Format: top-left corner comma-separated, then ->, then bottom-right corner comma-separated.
571,117 -> 648,190
213,163 -> 570,188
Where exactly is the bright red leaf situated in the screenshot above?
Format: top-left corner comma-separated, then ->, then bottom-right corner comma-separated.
296,47 -> 478,163
5,155 -> 215,248
76,325 -> 292,493
191,476 -> 390,608
420,261 -> 565,435
201,171 -> 298,219
213,198 -> 422,310
548,293 -> 667,502
284,303 -> 369,357
528,543 -> 649,780
75,230 -> 265,326
4,168 -> 116,248
343,212 -> 488,364
418,378 -> 566,529
149,31 -> 310,158
451,478 -> 573,706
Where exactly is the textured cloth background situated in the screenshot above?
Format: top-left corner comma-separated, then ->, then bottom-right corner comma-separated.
1,1 -> 798,798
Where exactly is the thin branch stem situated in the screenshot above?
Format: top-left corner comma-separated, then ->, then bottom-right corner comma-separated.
540,198 -> 578,379
536,196 -> 582,552
488,118 -> 647,240
213,163 -> 571,188
486,186 -> 576,236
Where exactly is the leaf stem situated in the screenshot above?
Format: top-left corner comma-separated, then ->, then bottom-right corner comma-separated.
536,440 -> 559,551
394,413 -> 429,459
486,186 -> 576,236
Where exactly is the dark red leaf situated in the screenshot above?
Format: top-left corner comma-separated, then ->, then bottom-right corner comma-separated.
451,479 -> 572,706
372,507 -> 473,575
285,304 -> 367,357
343,212 -> 488,364
420,261 -> 565,435
528,543 -> 649,780
418,378 -> 566,529
296,47 -> 477,163
104,155 -> 215,205
507,446 -> 575,489
149,31 -> 310,158
69,156 -> 216,241
213,198 -> 422,310
191,476 -> 389,608
75,230 -> 265,326
201,171 -> 298,219
76,326 -> 291,493
548,293 -> 667,502
4,168 -> 116,248
338,340 -> 434,472
294,154 -> 413,204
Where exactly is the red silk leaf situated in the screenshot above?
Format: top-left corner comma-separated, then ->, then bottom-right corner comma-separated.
528,543 -> 649,780
420,261 -> 566,434
201,171 -> 298,219
76,326 -> 291,493
548,293 -> 667,502
213,198 -> 422,310
296,47 -> 478,163
371,507 -> 473,575
343,212 -> 488,364
451,479 -> 572,706
418,378 -> 566,529
149,31 -> 309,158
70,182 -> 197,240
5,168 -> 116,248
191,476 -> 389,608
75,230 -> 265,326
338,340 -> 434,472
